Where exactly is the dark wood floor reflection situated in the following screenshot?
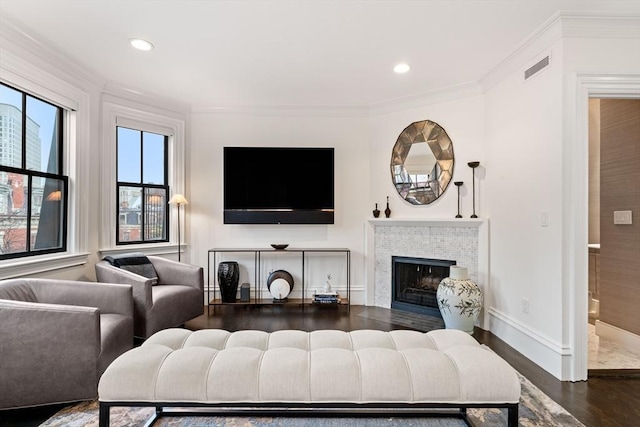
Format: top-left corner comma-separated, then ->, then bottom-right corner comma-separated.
188,305 -> 640,427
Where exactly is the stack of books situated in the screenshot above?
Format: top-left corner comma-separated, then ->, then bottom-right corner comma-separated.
313,291 -> 341,304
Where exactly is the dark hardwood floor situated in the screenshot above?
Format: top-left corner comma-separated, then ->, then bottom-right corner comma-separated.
1,305 -> 637,427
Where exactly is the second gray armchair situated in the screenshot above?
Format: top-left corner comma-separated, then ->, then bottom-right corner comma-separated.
95,255 -> 204,339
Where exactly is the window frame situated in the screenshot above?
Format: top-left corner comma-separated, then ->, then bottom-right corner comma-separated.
100,98 -> 186,256
0,52 -> 90,279
0,82 -> 69,260
115,126 -> 170,245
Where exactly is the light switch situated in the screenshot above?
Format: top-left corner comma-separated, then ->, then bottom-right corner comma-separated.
613,210 -> 633,225
540,211 -> 549,227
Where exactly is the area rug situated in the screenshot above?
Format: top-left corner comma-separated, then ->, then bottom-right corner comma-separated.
40,371 -> 583,427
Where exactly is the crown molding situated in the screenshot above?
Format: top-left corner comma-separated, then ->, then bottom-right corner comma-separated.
481,11 -> 640,92
190,103 -> 369,117
1,15 -> 190,115
480,11 -> 564,91
561,11 -> 640,39
0,15 -> 105,91
103,81 -> 190,116
366,81 -> 483,116
191,81 -> 483,117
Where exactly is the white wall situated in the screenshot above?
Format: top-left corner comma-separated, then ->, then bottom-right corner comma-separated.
368,95 -> 485,219
187,95 -> 484,303
188,112 -> 369,302
484,30 -> 640,380
484,41 -> 566,378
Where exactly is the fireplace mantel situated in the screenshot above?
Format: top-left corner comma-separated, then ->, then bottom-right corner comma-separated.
364,217 -> 490,330
368,218 -> 486,228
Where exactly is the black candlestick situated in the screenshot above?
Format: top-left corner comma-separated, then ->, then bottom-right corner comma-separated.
468,161 -> 480,218
454,181 -> 463,218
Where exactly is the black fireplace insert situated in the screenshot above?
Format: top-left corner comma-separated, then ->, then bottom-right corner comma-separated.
391,256 -> 456,317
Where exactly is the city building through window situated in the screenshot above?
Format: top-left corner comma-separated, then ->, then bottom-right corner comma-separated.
0,83 -> 67,259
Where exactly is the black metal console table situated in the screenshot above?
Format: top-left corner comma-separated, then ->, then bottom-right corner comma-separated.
207,247 -> 350,314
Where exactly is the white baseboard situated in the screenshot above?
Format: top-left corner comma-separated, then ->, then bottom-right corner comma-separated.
488,307 -> 572,380
595,320 -> 640,355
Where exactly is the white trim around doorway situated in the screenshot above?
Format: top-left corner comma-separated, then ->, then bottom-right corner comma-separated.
569,73 -> 640,381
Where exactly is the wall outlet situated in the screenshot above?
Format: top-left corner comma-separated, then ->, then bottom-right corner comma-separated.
613,210 -> 633,225
522,298 -> 530,314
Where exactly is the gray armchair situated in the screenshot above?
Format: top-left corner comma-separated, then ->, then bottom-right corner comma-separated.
0,278 -> 133,409
95,255 -> 204,339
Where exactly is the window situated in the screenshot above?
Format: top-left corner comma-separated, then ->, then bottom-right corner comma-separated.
116,126 -> 168,244
0,83 -> 67,260
99,100 -> 184,254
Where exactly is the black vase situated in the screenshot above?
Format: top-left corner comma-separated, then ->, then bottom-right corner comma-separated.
385,196 -> 391,218
218,261 -> 240,302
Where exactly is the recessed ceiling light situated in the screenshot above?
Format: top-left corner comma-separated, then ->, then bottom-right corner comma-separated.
129,38 -> 154,51
394,63 -> 411,74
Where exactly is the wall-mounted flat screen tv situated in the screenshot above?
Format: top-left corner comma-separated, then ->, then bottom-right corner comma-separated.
223,147 -> 335,224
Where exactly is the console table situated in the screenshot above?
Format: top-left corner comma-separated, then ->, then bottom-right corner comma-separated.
207,247 -> 350,313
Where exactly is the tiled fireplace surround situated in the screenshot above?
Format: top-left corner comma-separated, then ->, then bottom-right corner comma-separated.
365,218 -> 489,328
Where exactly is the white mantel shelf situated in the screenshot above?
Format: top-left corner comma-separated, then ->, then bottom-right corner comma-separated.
368,218 -> 487,228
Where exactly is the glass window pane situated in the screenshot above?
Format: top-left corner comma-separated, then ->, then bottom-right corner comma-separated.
25,96 -> 61,174
0,84 -> 24,168
32,177 -> 64,250
145,187 -> 167,241
0,84 -> 67,260
0,172 -> 28,255
118,186 -> 142,242
117,127 -> 141,183
143,132 -> 165,185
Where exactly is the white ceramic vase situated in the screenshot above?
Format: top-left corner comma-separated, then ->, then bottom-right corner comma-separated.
436,266 -> 483,334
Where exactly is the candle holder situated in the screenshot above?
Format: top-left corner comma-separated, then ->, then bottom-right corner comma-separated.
468,161 -> 480,218
454,181 -> 463,218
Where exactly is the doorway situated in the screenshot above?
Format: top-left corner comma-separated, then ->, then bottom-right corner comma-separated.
587,98 -> 640,373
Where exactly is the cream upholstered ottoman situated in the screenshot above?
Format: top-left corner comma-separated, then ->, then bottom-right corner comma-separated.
98,328 -> 521,426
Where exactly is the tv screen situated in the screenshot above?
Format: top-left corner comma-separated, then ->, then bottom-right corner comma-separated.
223,147 -> 335,224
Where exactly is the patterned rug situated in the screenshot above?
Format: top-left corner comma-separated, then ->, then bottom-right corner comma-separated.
40,371 -> 583,427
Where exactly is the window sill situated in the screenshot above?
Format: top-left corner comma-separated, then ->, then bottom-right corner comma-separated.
0,252 -> 90,280
99,243 -> 184,258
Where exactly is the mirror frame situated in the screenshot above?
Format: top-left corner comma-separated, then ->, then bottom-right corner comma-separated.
390,120 -> 455,205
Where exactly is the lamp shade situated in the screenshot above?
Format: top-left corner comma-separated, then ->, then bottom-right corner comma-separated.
46,190 -> 62,201
169,194 -> 189,205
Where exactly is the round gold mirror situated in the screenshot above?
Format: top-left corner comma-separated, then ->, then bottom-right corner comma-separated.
390,120 -> 454,205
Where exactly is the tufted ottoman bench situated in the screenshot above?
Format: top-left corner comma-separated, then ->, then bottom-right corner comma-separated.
98,328 -> 521,426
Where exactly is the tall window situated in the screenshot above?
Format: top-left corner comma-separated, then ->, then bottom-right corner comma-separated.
0,83 -> 67,260
116,126 -> 168,244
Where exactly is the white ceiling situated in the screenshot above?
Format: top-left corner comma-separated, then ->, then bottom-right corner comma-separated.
1,1 -> 638,109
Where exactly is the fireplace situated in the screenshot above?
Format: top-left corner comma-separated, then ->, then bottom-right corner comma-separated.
391,256 -> 456,317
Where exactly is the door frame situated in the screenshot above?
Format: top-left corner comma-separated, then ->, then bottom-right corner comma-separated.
568,73 -> 640,381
